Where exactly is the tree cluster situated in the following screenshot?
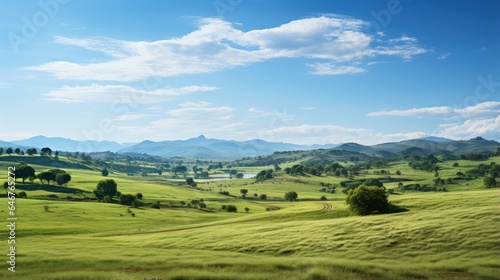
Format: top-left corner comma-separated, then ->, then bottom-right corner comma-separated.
255,169 -> 274,182
408,155 -> 439,172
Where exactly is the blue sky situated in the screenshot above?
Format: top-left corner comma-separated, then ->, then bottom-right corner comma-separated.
1,0 -> 498,145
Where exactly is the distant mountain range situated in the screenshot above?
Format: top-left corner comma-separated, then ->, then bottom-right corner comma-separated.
334,136 -> 499,158
116,135 -> 337,160
0,135 -> 498,161
236,136 -> 500,166
4,136 -> 135,153
0,135 -> 337,160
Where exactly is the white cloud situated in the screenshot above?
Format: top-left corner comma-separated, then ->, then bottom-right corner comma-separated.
301,107 -> 317,110
438,52 -> 451,60
25,16 -> 428,81
438,115 -> 500,139
116,104 -> 240,140
167,106 -> 235,119
43,84 -> 217,103
308,63 -> 367,75
247,107 -> 288,118
179,101 -> 212,108
367,101 -> 500,119
258,124 -> 428,145
247,107 -> 261,114
388,36 -> 418,43
113,113 -> 154,121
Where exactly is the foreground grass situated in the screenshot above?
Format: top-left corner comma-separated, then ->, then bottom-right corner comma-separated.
0,156 -> 498,279
0,189 -> 498,279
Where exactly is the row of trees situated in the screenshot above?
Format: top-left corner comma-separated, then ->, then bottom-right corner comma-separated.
284,163 -> 353,177
0,147 -> 53,156
9,162 -> 72,186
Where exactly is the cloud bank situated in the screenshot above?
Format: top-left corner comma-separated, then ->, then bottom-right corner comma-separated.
26,16 -> 427,81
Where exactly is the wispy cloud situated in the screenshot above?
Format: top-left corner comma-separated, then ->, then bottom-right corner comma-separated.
167,106 -> 235,119
113,113 -> 154,121
25,16 -> 428,81
43,84 -> 217,103
261,124 -> 428,145
438,52 -> 451,60
179,101 -> 212,108
308,63 -> 367,75
367,101 -> 500,119
247,107 -> 288,118
116,104 -> 240,140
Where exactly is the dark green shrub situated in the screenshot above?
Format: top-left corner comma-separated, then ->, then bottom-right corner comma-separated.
346,184 -> 389,215
119,194 -> 136,206
151,201 -> 161,209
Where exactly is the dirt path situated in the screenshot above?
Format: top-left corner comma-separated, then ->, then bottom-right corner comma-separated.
321,203 -> 332,211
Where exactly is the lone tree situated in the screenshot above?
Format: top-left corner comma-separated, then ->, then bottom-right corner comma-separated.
40,147 -> 52,156
284,191 -> 298,202
346,185 -> 389,215
6,148 -> 13,155
94,179 -> 118,199
240,189 -> 248,198
55,173 -> 72,186
101,168 -> 109,177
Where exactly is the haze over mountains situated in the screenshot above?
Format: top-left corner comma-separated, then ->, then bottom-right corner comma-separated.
3,135 -> 337,160
1,135 -> 498,161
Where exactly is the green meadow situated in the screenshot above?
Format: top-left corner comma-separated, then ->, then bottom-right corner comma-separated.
0,155 -> 499,279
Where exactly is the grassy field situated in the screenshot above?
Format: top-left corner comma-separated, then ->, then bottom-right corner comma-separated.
0,156 -> 498,279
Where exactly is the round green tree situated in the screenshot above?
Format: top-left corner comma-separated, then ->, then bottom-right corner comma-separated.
55,173 -> 71,186
346,185 -> 389,215
101,168 -> 109,177
284,191 -> 298,202
94,179 -> 118,199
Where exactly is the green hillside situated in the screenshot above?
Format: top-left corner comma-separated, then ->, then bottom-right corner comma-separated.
0,154 -> 498,279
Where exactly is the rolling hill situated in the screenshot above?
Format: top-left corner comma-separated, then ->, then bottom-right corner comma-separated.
236,137 -> 500,166
2,135 -> 498,162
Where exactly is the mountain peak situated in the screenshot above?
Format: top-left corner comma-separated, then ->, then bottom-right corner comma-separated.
196,135 -> 207,140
